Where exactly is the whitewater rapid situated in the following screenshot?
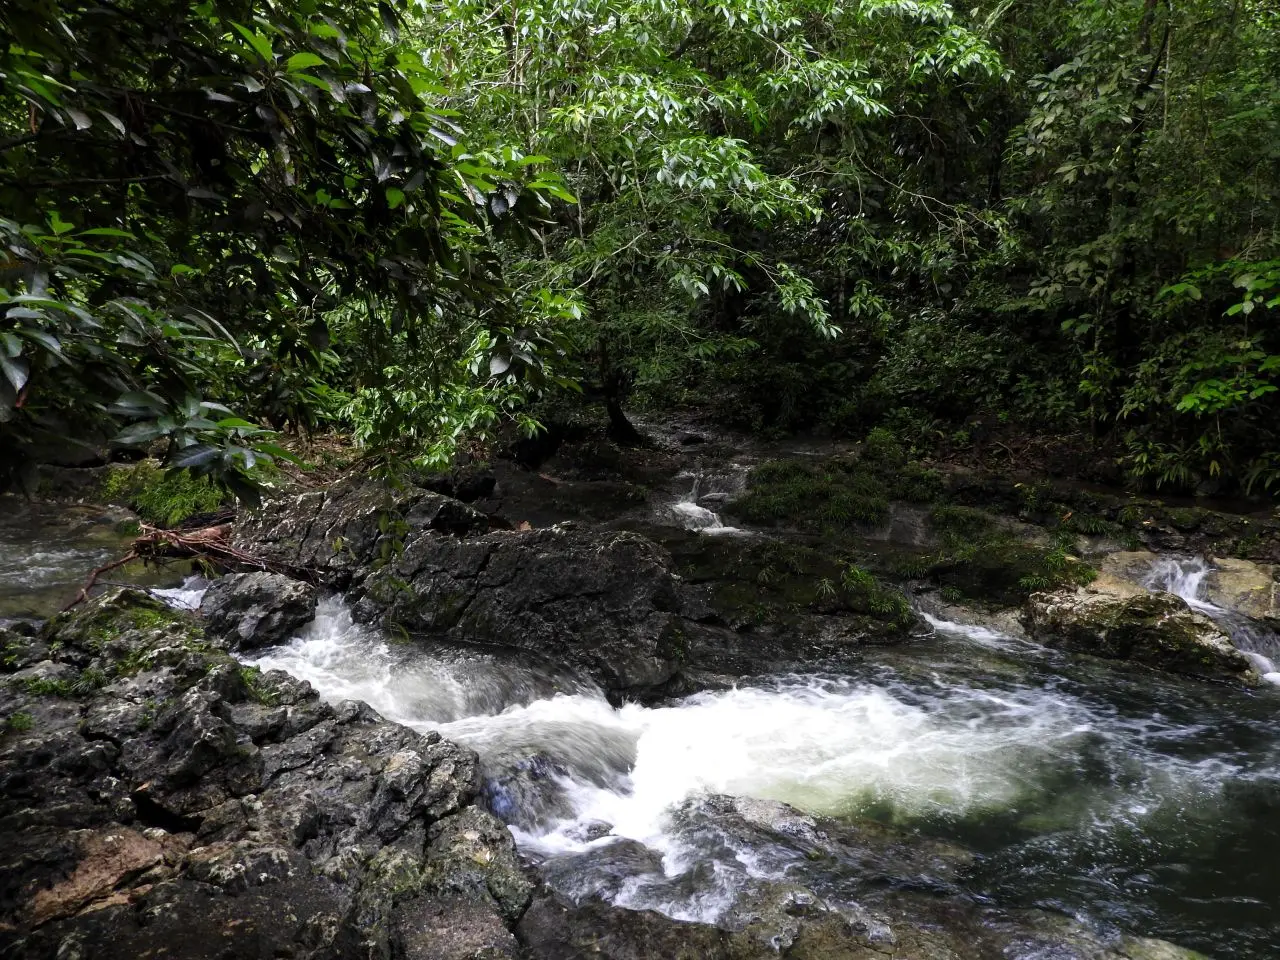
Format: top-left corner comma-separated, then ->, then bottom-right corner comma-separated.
240,596 -> 1277,925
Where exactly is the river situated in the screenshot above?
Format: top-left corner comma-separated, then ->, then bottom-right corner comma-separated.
5,491 -> 1280,957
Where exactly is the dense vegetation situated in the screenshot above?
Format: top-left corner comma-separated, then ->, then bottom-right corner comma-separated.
3,0 -> 1279,496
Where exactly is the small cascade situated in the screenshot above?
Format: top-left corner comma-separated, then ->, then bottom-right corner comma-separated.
152,575 -> 209,610
665,465 -> 750,534
1144,556 -> 1280,684
1144,556 -> 1215,613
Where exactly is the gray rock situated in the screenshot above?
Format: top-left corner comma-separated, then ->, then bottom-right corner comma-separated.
200,572 -> 318,650
233,476 -> 490,589
0,589 -> 510,960
355,524 -> 689,698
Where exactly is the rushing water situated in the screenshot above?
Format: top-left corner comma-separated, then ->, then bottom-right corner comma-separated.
1145,556 -> 1280,683
9,506 -> 1280,957
664,466 -> 750,535
244,596 -> 1280,957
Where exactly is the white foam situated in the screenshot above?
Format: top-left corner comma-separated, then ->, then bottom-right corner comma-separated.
239,596 -> 1273,925
921,612 -> 1022,649
153,575 -> 209,610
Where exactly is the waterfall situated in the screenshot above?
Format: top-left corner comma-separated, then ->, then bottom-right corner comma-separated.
151,575 -> 209,610
664,466 -> 750,534
1144,556 -> 1280,684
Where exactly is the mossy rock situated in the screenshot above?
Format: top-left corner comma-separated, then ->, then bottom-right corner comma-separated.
1024,590 -> 1260,685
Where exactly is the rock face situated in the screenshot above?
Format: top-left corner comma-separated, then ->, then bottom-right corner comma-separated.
1023,589 -> 1260,685
353,524 -> 691,698
1204,557 -> 1280,622
0,589 -> 527,959
200,571 -> 318,650
233,476 -> 491,589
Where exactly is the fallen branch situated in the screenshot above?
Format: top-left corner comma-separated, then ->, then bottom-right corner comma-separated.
64,523 -> 318,611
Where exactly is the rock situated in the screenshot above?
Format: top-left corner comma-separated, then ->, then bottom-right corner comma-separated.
26,828 -> 167,925
0,588 -> 516,960
396,894 -> 521,959
200,572 -> 318,650
234,476 -> 490,589
1023,590 -> 1260,685
354,524 -> 691,698
425,807 -> 534,923
1204,557 -> 1280,621
516,888 -> 1207,960
236,479 -> 917,699
1092,551 -> 1159,600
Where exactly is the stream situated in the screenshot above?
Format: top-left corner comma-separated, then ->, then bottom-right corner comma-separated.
6,490 -> 1280,957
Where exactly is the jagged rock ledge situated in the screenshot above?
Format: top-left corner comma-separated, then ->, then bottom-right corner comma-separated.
0,589 -> 528,959
230,478 -> 916,701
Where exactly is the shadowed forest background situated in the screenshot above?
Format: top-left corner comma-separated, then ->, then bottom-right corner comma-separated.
2,0 -> 1279,498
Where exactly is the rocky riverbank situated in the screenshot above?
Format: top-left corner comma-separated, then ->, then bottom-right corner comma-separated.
6,428 -> 1280,958
1,588 -> 1214,960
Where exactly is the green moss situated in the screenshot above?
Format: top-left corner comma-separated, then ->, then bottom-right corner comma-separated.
726,458 -> 889,532
5,711 -> 34,732
128,605 -> 184,631
99,460 -> 228,527
1165,506 -> 1204,531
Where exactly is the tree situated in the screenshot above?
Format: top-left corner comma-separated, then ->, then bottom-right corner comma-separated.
0,0 -> 566,492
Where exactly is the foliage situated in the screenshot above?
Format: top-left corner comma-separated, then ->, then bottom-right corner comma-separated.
410,0 -> 1002,429
99,460 -> 229,527
1,0 -> 569,491
6,0 -> 1280,496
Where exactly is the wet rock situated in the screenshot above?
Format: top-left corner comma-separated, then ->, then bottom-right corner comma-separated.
1203,557 -> 1280,622
1023,590 -> 1260,685
234,475 -> 490,589
0,588 -> 514,960
200,571 -> 318,650
425,807 -> 534,923
516,887 -> 1207,960
355,523 -> 691,698
396,893 -> 521,959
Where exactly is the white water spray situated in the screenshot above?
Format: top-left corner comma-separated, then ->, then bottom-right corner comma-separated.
152,575 -> 209,611
664,466 -> 750,535
237,598 -> 1269,922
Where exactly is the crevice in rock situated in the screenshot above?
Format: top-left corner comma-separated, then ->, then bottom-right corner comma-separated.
130,792 -> 203,834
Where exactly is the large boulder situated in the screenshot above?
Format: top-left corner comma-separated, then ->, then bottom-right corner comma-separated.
353,524 -> 691,698
233,476 -> 490,588
0,589 -> 525,960
1023,589 -> 1260,685
200,571 -> 317,650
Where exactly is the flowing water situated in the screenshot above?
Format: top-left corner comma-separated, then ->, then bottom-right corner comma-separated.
9,508 -> 1280,957
244,595 -> 1280,957
1145,556 -> 1280,683
0,497 -> 184,621
664,466 -> 750,535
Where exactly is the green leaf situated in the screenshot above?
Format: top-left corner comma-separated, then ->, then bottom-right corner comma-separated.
0,354 -> 28,393
113,421 -> 167,446
386,187 -> 405,209
78,227 -> 136,238
229,22 -> 274,63
285,52 -> 326,72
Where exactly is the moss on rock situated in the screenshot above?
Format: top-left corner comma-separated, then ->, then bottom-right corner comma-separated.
1024,590 -> 1260,685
